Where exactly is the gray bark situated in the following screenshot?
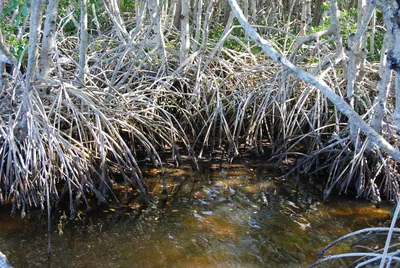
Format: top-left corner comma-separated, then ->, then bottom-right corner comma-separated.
346,0 -> 372,106
135,0 -> 142,27
148,0 -> 167,74
166,0 -> 177,29
77,0 -> 88,85
192,0 -> 203,51
390,28 -> 400,133
329,0 -> 345,67
38,0 -> 59,77
345,2 -> 373,142
25,0 -> 43,89
243,0 -> 249,40
223,1 -> 232,26
250,0 -> 257,22
173,0 -> 181,30
371,32 -> 391,135
369,8 -> 376,58
396,73 -> 400,132
299,0 -> 311,36
371,0 -> 400,133
179,0 -> 190,65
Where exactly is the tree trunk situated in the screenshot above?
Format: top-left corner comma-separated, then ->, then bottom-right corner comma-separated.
299,0 -> 311,36
250,0 -> 257,22
17,0 -> 43,143
38,0 -> 59,78
329,0 -> 345,71
370,32 -> 391,135
136,0 -> 142,27
345,2 -> 373,140
369,8 -> 376,58
243,0 -> 249,40
173,0 -> 182,30
193,0 -> 214,104
166,0 -> 176,30
148,0 -> 167,74
223,1 -> 232,26
312,0 -> 324,26
396,73 -> 400,132
77,0 -> 88,85
192,0 -> 203,51
378,0 -> 400,132
179,0 -> 190,65
25,0 -> 43,90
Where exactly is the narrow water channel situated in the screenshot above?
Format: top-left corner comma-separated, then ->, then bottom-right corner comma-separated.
0,160 -> 392,267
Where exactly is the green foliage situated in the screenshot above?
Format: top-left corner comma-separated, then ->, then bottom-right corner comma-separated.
57,0 -> 80,35
250,45 -> 262,55
165,38 -> 179,50
366,29 -> 385,62
57,0 -> 111,36
1,0 -> 29,56
309,3 -> 358,39
87,0 -> 113,35
224,39 -> 242,51
308,4 -> 384,62
209,23 -> 255,52
120,0 -> 135,12
367,9 -> 385,62
0,0 -> 29,62
340,8 -> 358,37
6,34 -> 27,61
2,0 -> 30,27
209,24 -> 225,40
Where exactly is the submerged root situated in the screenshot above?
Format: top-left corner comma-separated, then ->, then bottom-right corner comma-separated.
274,127 -> 400,203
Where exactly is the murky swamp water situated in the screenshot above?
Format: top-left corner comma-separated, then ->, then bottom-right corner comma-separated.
0,160 -> 392,267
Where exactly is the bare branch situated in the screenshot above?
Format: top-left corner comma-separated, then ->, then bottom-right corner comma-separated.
227,0 -> 400,162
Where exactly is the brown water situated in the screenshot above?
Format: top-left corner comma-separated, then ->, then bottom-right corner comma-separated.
0,161 -> 392,267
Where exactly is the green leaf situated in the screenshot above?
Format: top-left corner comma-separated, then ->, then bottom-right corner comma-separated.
3,2 -> 19,18
21,5 -> 29,18
15,11 -> 22,26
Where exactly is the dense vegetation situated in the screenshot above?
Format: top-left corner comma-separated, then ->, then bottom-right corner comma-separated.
0,0 -> 400,224
2,0 -> 400,265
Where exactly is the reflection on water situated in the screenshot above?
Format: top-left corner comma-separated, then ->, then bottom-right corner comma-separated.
0,161 -> 392,267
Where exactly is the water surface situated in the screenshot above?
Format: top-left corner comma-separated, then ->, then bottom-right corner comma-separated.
0,161 -> 391,267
